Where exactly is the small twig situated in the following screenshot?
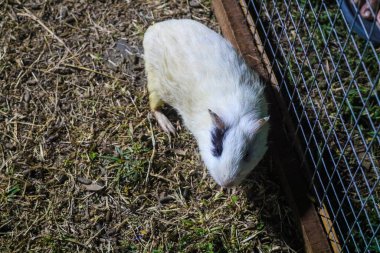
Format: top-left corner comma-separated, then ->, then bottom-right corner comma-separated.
0,153 -> 18,173
60,238 -> 90,250
20,201 -> 52,236
145,114 -> 156,183
241,230 -> 263,243
113,217 -> 129,231
85,227 -> 104,246
18,8 -> 72,54
149,173 -> 176,185
64,63 -> 128,82
28,236 -> 90,251
127,91 -> 142,116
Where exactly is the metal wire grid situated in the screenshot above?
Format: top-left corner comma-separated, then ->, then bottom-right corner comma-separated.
243,0 -> 380,252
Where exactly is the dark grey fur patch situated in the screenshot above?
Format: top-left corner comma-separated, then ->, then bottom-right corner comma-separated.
211,127 -> 226,157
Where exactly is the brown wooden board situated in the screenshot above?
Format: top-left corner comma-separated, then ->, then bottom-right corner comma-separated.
212,0 -> 333,252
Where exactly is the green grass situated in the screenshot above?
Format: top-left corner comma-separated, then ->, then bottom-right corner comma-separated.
97,144 -> 149,186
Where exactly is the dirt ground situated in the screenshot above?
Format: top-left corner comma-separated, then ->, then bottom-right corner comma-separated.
0,0 -> 303,252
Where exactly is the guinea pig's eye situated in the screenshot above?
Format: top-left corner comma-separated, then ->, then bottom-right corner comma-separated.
243,151 -> 250,162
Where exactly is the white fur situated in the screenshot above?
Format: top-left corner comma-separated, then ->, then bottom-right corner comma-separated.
143,19 -> 269,187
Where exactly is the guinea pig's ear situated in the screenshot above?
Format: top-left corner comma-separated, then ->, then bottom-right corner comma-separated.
209,109 -> 226,157
252,116 -> 270,133
208,109 -> 225,130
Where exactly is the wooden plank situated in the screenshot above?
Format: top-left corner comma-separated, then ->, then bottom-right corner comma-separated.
211,1 -> 333,252
212,0 -> 270,81
319,204 -> 343,253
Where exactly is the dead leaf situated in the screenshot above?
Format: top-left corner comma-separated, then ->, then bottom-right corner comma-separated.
77,177 -> 92,185
82,182 -> 105,192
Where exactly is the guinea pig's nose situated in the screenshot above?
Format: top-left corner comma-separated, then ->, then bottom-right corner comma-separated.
220,179 -> 236,188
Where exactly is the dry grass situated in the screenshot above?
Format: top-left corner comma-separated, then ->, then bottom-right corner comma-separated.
0,0 -> 302,252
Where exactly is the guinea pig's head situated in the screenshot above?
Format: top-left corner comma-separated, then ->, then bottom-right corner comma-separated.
202,109 -> 269,187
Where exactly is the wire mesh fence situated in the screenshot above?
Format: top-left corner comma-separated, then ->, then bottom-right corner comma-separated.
241,0 -> 379,252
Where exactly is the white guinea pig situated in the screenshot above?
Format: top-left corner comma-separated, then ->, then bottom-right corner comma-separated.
143,19 -> 269,187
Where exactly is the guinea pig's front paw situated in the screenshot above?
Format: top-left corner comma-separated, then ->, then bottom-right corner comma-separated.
153,111 -> 176,134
